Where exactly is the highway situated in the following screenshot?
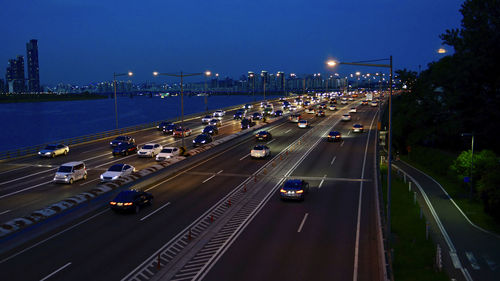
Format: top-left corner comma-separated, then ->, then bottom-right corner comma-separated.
0,96 -> 385,281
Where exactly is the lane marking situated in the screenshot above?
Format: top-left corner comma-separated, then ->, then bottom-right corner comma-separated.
297,213 -> 309,233
284,129 -> 291,134
0,168 -> 55,186
330,156 -> 336,165
347,130 -> 351,136
340,141 -> 344,147
140,202 -> 171,221
0,209 -> 109,264
318,175 -> 326,189
239,153 -> 250,161
266,139 -> 275,145
465,251 -> 480,270
0,180 -> 53,200
0,209 -> 11,215
202,175 -> 216,183
40,262 -> 71,281
217,170 -> 223,174
79,178 -> 99,186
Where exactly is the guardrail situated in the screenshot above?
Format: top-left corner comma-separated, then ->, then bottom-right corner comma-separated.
0,99 -> 280,161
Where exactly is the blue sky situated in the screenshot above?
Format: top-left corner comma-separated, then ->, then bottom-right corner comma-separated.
1,0 -> 464,84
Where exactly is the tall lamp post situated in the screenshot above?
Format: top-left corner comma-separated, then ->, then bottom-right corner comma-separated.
204,70 -> 211,113
153,71 -> 203,149
261,73 -> 266,101
461,133 -> 475,198
327,56 -> 393,236
249,73 -> 255,101
113,71 -> 133,129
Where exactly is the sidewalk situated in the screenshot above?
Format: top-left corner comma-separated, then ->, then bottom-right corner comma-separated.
393,160 -> 500,281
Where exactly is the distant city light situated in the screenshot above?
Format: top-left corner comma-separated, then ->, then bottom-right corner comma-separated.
205,71 -> 211,76
437,48 -> 447,54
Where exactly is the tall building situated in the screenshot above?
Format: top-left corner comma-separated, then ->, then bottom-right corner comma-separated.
26,39 -> 40,92
277,71 -> 285,90
6,55 -> 25,93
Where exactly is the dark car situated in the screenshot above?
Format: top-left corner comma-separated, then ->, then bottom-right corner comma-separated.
274,110 -> 283,117
110,136 -> 135,147
157,121 -> 173,131
192,133 -> 213,147
279,179 -> 310,201
241,118 -> 256,129
203,125 -> 219,135
233,111 -> 245,120
316,110 -> 325,117
109,190 -> 153,213
163,124 -> 179,134
252,112 -> 262,120
327,131 -> 342,142
112,143 -> 138,156
255,130 -> 272,141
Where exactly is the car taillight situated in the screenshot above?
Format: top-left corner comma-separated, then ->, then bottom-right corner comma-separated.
124,202 -> 133,206
296,190 -> 304,194
110,202 -> 117,205
280,189 -> 287,193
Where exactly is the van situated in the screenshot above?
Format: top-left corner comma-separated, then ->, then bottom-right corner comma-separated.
53,161 -> 87,184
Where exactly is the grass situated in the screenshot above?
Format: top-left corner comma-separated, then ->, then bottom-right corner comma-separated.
381,165 -> 449,281
401,146 -> 500,235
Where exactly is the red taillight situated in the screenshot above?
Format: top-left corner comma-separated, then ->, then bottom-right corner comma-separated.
296,190 -> 304,194
110,202 -> 117,205
124,202 -> 133,206
280,188 -> 287,193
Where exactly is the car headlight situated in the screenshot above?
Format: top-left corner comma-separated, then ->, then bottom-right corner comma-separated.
45,152 -> 51,155
201,140 -> 206,143
110,142 -> 113,145
193,140 -> 196,143
100,175 -> 104,179
112,176 -> 119,180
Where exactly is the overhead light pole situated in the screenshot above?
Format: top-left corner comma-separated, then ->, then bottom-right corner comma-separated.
113,71 -> 133,129
153,71 -> 203,149
249,73 -> 255,101
204,70 -> 211,113
327,56 -> 393,236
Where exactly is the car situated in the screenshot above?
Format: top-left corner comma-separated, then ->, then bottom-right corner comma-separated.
53,161 -> 87,184
340,98 -> 348,104
241,118 -> 256,129
109,190 -> 153,213
289,113 -> 301,123
252,112 -> 263,120
173,127 -> 192,137
279,179 -> 309,201
38,144 -> 69,158
298,120 -> 309,128
203,125 -> 219,135
370,101 -> 378,107
112,142 -> 138,156
250,145 -> 271,159
328,104 -> 337,111
244,104 -> 253,109
213,110 -> 225,118
201,115 -> 212,124
163,124 -> 179,134
352,124 -> 364,133
348,97 -> 354,101
316,110 -> 325,117
263,107 -> 274,116
157,121 -> 173,131
274,110 -> 283,117
341,114 -> 351,121
156,147 -> 181,161
319,103 -> 327,109
137,143 -> 162,157
327,131 -> 342,142
255,131 -> 272,141
330,98 -> 337,104
303,101 -> 310,107
192,133 -> 213,147
209,119 -> 222,127
349,107 -> 357,113
361,100 -> 368,105
110,136 -> 135,147
100,164 -> 135,182
233,111 -> 245,120
290,105 -> 298,111
305,107 -> 315,114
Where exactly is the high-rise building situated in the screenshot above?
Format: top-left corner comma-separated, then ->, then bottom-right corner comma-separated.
26,39 -> 40,92
6,55 -> 26,93
277,71 -> 285,90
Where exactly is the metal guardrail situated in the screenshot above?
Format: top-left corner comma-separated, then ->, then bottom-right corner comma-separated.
0,99 -> 280,161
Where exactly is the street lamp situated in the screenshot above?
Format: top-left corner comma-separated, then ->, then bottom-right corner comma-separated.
204,71 -> 211,113
327,56 -> 394,236
261,72 -> 266,101
461,133 -> 475,198
249,73 -> 255,101
113,71 -> 133,129
153,71 -> 203,149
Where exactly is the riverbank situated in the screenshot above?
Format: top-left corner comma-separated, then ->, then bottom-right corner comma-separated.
0,93 -> 107,103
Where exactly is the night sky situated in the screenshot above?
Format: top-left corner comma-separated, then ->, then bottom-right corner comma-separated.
1,0 -> 463,84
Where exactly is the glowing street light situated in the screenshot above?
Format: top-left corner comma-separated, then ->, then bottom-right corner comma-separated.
204,70 -> 211,113
113,71 -> 133,129
437,48 -> 447,54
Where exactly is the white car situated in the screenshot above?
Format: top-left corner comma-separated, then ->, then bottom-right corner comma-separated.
341,114 -> 351,121
290,105 -> 297,111
213,110 -> 225,118
348,97 -> 354,101
349,107 -> 357,113
137,143 -> 163,157
38,144 -> 69,158
298,120 -> 309,128
100,163 -> 135,182
156,147 -> 180,161
250,145 -> 270,159
305,107 -> 315,114
201,115 -> 212,124
370,101 -> 378,107
328,105 -> 337,111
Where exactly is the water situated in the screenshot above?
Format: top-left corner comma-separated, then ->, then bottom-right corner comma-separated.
0,94 -> 269,152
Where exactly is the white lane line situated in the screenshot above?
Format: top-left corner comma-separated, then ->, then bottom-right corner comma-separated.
353,109 -> 377,281
347,130 -> 351,136
0,180 -> 53,200
318,175 -> 326,189
0,168 -> 55,186
465,252 -> 480,270
140,202 -> 171,221
239,153 -> 250,161
0,210 -> 11,215
79,178 -> 99,186
284,129 -> 291,134
217,170 -> 223,174
340,141 -> 344,147
202,170 -> 222,183
40,262 -> 72,281
330,156 -> 337,165
0,209 -> 109,264
266,139 -> 275,145
297,213 -> 309,233
0,165 -> 31,175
